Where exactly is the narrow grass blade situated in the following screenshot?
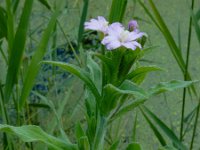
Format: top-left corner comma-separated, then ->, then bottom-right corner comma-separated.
13,0 -> 20,13
4,0 -> 34,102
0,124 -> 78,150
132,112 -> 138,142
141,106 -> 187,150
5,0 -> 14,55
38,0 -> 51,10
140,107 -> 167,146
192,8 -> 200,44
109,0 -> 128,23
78,0 -> 89,48
0,6 -> 7,39
19,7 -> 60,110
196,9 -> 200,20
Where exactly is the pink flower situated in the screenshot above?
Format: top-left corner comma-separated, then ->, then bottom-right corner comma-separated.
84,16 -> 109,34
102,22 -> 145,50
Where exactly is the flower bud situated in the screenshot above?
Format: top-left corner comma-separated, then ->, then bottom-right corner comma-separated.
128,20 -> 138,32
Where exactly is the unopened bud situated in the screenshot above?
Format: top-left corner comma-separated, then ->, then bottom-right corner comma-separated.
128,20 -> 138,32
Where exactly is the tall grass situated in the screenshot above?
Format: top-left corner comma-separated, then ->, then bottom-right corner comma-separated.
139,0 -> 200,149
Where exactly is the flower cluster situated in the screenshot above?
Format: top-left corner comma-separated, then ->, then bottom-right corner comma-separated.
84,16 -> 146,51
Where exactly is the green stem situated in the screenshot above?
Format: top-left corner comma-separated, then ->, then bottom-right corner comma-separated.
93,116 -> 107,150
0,82 -> 14,150
180,0 -> 195,141
190,101 -> 200,150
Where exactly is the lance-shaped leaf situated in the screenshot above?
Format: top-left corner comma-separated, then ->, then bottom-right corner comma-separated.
109,99 -> 146,123
0,124 -> 77,150
126,66 -> 163,84
19,6 -> 61,109
42,61 -> 101,102
101,80 -> 148,116
0,6 -> 7,39
4,0 -> 34,102
140,107 -> 167,146
38,0 -> 51,10
148,80 -> 198,96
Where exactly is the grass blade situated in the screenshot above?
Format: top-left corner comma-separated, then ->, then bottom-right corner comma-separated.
109,0 -> 128,23
5,0 -> 14,55
4,0 -> 34,102
141,106 -> 187,150
19,7 -> 60,110
140,107 -> 167,146
78,0 -> 89,48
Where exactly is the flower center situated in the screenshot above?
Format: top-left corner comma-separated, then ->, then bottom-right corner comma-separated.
119,30 -> 129,42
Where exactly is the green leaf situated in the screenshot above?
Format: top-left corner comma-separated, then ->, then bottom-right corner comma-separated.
5,0 -> 14,55
42,61 -> 101,102
38,0 -> 51,10
78,0 -> 89,47
107,140 -> 119,150
192,8 -> 200,44
126,142 -> 142,150
0,6 -> 7,39
4,0 -> 34,102
119,80 -> 148,99
75,123 -> 89,150
140,108 -> 167,146
77,136 -> 90,150
0,124 -> 78,150
109,0 -> 127,23
195,9 -> 200,21
86,53 -> 102,92
132,113 -> 138,142
118,49 -> 142,82
31,91 -> 71,143
109,99 -> 146,123
76,123 -> 85,140
101,80 -> 148,115
141,106 -> 187,150
148,80 -> 198,96
126,66 -> 163,84
19,7 -> 61,109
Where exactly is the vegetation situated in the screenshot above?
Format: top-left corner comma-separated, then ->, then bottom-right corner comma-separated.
0,0 -> 200,149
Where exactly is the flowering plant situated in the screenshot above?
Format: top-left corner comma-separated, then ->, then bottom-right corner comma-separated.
0,0 -> 198,149
42,16 -> 195,150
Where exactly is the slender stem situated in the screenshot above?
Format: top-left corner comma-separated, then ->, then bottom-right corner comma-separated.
180,0 -> 195,141
93,116 -> 107,150
190,101 -> 200,150
0,82 -> 14,150
57,20 -> 82,66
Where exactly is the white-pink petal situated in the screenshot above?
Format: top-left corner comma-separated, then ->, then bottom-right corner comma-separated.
84,16 -> 109,34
